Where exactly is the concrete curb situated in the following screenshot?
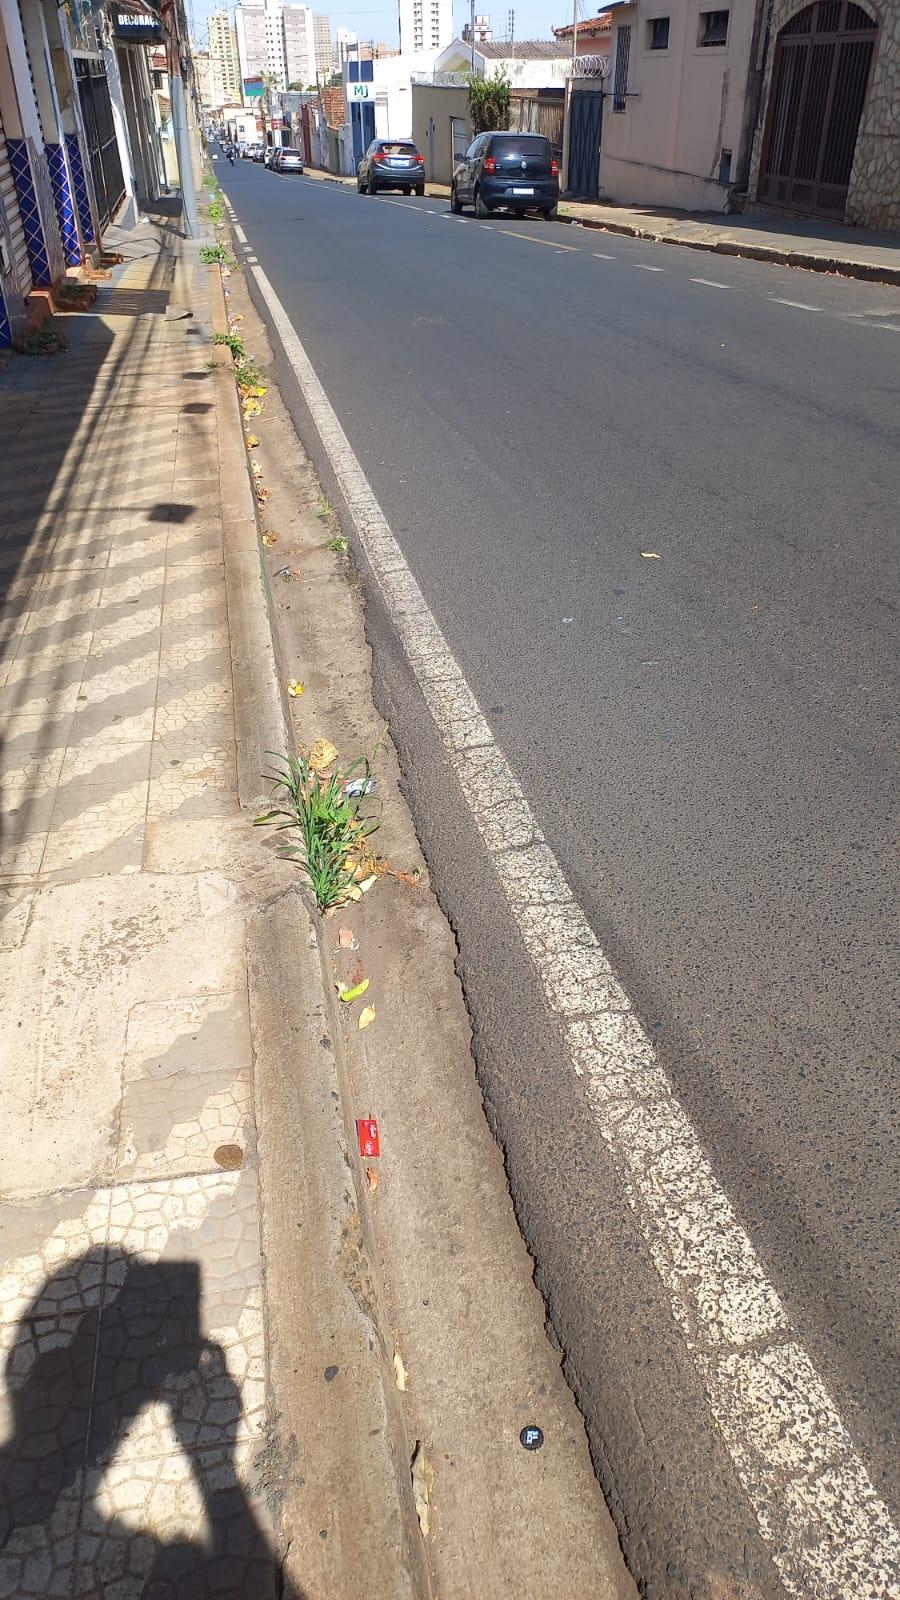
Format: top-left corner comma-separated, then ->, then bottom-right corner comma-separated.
207,257 -> 430,1600
560,213 -> 900,286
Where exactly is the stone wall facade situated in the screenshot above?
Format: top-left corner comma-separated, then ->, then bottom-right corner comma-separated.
748,0 -> 899,232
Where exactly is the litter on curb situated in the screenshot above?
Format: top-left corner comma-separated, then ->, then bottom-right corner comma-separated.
357,1117 -> 380,1157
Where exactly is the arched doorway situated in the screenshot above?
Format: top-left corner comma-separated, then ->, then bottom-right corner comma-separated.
760,1 -> 878,218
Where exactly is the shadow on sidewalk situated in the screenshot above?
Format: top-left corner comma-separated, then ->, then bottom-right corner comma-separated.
0,214 -> 228,888
0,1250 -> 305,1599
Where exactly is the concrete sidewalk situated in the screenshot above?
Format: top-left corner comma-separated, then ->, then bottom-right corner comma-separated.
0,221 -> 288,1597
298,163 -> 900,284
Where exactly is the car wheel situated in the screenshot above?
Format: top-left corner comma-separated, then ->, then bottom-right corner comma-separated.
450,183 -> 462,214
542,204 -> 559,221
402,185 -> 410,195
474,187 -> 491,219
415,185 -> 425,197
367,176 -> 378,195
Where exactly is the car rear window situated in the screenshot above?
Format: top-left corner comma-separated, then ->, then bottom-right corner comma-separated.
489,136 -> 550,158
378,142 -> 417,154
282,148 -> 301,155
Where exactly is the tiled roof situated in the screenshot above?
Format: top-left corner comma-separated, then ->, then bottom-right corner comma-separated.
553,13 -> 613,36
479,38 -> 570,58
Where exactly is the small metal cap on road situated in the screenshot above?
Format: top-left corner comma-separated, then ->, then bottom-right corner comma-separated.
520,1425 -> 544,1451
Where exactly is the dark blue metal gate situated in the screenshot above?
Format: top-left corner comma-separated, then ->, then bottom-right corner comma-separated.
567,84 -> 603,199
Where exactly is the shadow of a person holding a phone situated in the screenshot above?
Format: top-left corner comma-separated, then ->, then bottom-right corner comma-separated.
0,1248 -> 304,1599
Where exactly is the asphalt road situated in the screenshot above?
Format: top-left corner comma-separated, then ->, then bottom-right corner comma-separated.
219,159 -> 900,1600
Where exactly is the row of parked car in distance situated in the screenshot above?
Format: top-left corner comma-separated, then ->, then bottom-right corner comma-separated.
356,132 -> 559,219
242,142 -> 304,174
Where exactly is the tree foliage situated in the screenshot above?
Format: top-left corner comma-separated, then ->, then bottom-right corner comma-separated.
467,69 -> 511,134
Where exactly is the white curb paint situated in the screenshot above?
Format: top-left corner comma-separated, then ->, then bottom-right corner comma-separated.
242,250 -> 900,1600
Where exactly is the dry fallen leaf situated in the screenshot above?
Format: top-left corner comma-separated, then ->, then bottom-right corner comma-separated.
366,1167 -> 379,1192
261,530 -> 278,546
393,1351 -> 408,1391
411,1442 -> 433,1538
250,460 -> 263,478
245,433 -> 260,447
640,551 -> 662,560
338,927 -> 355,949
286,680 -> 304,697
358,1005 -> 376,1031
309,738 -> 339,773
358,874 -> 378,894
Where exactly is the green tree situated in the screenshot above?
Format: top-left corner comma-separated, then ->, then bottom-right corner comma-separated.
467,69 -> 511,134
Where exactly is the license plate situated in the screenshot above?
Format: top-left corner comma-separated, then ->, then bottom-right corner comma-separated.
388,158 -> 408,166
512,186 -> 534,195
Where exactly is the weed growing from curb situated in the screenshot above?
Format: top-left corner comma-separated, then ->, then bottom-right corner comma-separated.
255,753 -> 379,911
200,243 -> 230,265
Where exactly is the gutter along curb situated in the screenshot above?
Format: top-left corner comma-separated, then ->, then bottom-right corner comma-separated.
208,257 -> 431,1600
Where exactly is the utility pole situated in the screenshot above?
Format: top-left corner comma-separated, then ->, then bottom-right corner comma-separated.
161,0 -> 199,237
470,0 -> 475,70
571,0 -> 579,72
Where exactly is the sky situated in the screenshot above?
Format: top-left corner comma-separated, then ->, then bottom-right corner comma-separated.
190,0 -> 575,51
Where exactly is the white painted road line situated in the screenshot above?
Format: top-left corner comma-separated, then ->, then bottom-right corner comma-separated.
592,251 -> 616,260
497,229 -> 578,251
691,277 -> 730,289
244,252 -> 900,1600
232,222 -> 248,244
634,263 -> 665,272
770,297 -> 823,311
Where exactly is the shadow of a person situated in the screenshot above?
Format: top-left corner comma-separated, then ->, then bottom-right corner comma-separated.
0,1248 -> 303,1598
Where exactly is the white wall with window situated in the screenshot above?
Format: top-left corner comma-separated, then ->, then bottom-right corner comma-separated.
598,0 -> 759,212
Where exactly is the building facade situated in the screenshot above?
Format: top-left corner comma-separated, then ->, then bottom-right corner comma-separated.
0,0 -> 180,346
209,10 -> 242,102
281,5 -> 312,85
399,0 -> 453,56
747,0 -> 898,230
596,0 -> 897,226
235,4 -> 267,87
313,13 -> 333,79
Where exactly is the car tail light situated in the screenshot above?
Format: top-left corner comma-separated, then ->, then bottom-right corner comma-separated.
483,156 -> 496,173
414,153 -> 424,164
551,158 -> 559,176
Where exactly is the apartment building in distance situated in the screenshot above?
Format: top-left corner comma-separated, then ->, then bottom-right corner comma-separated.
208,9 -> 242,101
235,1 -> 333,92
399,0 -> 453,54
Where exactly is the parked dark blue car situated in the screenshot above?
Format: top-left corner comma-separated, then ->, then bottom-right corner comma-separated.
451,132 -> 559,220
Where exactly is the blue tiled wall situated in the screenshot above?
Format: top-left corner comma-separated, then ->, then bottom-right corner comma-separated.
65,133 -> 95,245
46,141 -> 81,266
6,138 -> 53,284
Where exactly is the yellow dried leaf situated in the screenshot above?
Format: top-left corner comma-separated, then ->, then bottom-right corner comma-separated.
309,738 -> 338,773
261,530 -> 278,547
287,680 -> 303,697
245,433 -> 260,448
358,1005 -> 376,1031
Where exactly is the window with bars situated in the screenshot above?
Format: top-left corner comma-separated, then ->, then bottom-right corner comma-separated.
612,24 -> 631,109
